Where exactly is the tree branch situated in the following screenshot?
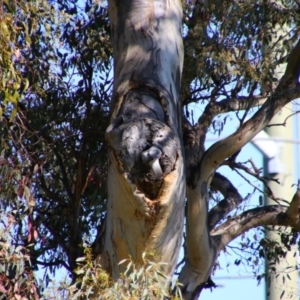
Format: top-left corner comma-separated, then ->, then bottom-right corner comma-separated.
198,95 -> 267,131
182,116 -> 206,187
267,110 -> 300,127
178,186 -> 217,299
222,159 -> 276,199
217,96 -> 267,111
201,78 -> 300,178
286,179 -> 300,220
212,180 -> 300,252
36,259 -> 71,272
40,174 -> 68,208
180,38 -> 300,299
208,172 -> 243,230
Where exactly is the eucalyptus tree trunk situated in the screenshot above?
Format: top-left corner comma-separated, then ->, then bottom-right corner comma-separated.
98,1 -> 300,299
102,0 -> 185,278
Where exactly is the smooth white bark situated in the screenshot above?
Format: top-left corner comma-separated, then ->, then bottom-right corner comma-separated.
102,0 -> 185,278
178,38 -> 300,299
100,1 -> 300,298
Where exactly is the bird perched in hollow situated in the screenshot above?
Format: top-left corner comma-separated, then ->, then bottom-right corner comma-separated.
141,146 -> 163,178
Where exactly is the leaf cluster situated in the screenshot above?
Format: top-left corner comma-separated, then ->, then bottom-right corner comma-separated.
0,212 -> 39,300
67,249 -> 183,300
182,0 -> 300,108
0,0 -> 112,289
0,0 -> 53,119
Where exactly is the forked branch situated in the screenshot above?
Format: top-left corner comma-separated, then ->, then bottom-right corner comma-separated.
212,180 -> 300,252
180,38 -> 300,299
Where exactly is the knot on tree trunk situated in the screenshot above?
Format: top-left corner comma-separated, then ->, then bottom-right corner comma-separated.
106,89 -> 179,199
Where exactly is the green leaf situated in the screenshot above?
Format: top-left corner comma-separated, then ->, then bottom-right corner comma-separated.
76,257 -> 86,262
130,283 -> 139,289
23,78 -> 29,91
118,259 -> 129,265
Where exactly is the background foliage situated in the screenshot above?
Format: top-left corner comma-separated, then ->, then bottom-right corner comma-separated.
0,0 -> 300,298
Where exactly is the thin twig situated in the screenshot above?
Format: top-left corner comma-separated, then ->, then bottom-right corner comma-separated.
267,110 -> 300,127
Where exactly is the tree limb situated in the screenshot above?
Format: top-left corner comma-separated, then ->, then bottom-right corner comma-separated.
179,186 -> 217,300
212,181 -> 300,252
216,96 -> 267,112
36,259 -> 71,272
198,95 -> 267,132
40,174 -> 68,208
201,76 -> 300,177
180,38 -> 300,299
222,159 -> 276,199
208,172 -> 243,230
182,116 -> 206,187
267,110 -> 300,127
286,179 -> 300,220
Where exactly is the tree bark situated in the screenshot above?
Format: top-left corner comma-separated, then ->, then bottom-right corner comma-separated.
102,0 -> 185,278
178,37 -> 300,299
97,1 -> 300,298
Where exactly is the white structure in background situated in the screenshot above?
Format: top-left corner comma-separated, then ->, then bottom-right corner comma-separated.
252,130 -> 282,175
252,104 -> 298,300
